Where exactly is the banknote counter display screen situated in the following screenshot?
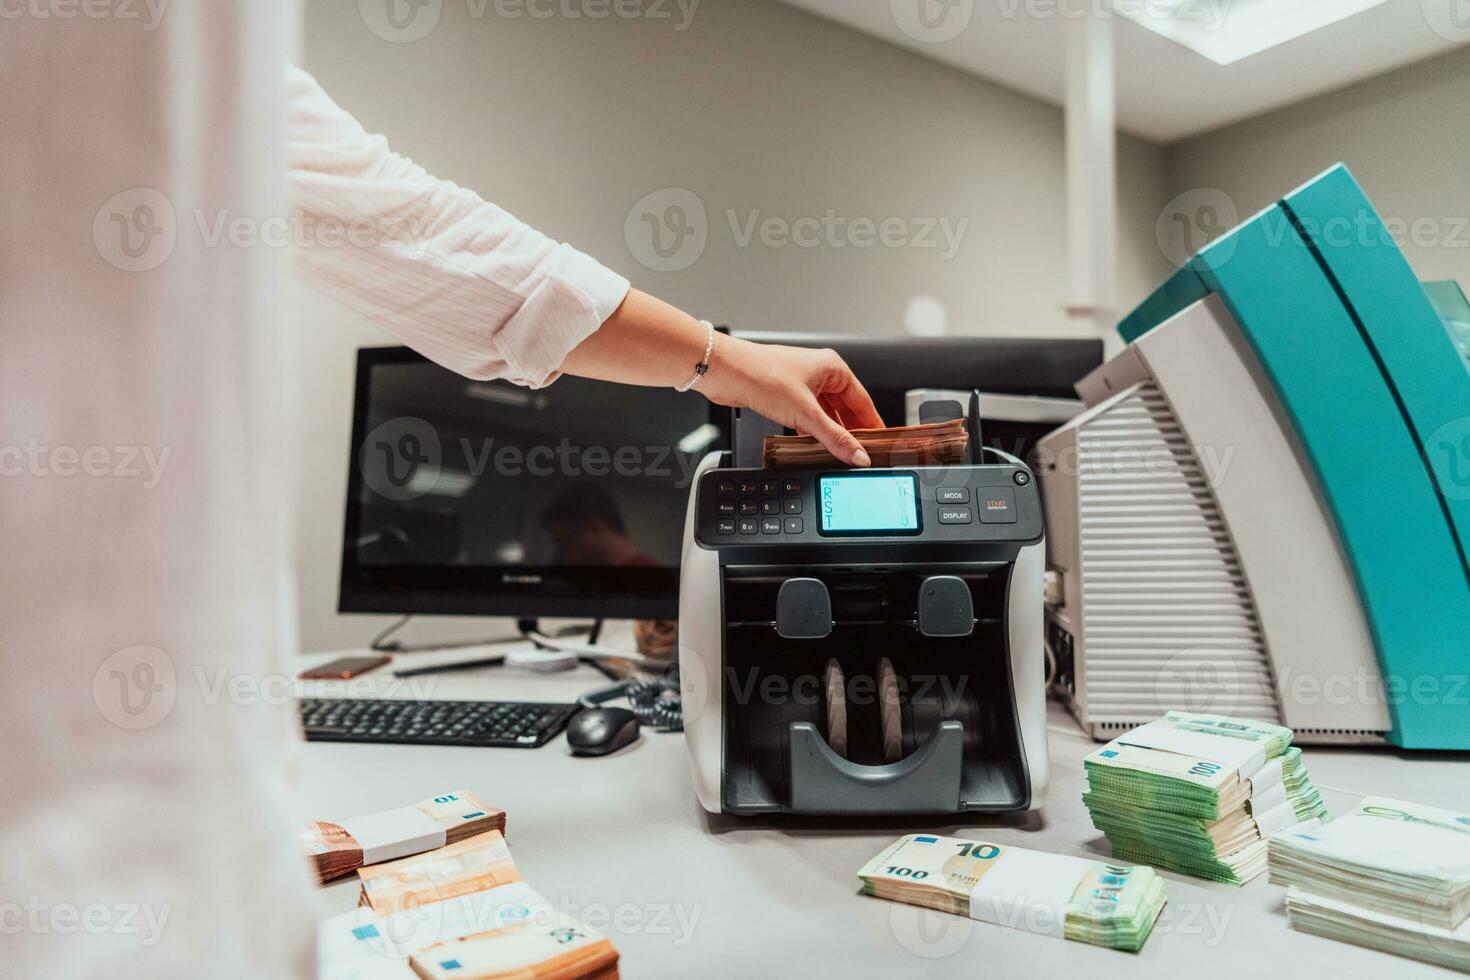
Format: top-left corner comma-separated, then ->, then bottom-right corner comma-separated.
818,472 -> 922,536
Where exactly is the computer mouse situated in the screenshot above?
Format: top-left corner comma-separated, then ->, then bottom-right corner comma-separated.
566,707 -> 641,756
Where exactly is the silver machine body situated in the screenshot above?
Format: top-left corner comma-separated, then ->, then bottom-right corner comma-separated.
1037,295 -> 1392,745
678,447 -> 1049,816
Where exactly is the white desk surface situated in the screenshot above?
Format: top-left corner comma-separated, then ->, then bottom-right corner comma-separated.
299,642 -> 1470,979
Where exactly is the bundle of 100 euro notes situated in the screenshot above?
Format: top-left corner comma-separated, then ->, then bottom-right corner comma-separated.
858,834 -> 1168,952
1269,796 -> 1470,972
1082,712 -> 1329,884
321,830 -> 619,980
763,419 -> 968,469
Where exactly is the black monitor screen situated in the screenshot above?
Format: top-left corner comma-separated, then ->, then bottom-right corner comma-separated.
339,347 -> 726,620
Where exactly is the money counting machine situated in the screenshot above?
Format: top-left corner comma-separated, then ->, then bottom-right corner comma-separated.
1039,164 -> 1470,751
678,397 -> 1049,815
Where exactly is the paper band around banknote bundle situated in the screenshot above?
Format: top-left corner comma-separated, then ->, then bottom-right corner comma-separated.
338,808 -> 447,866
965,846 -> 1115,939
858,834 -> 1167,951
1108,715 -> 1270,778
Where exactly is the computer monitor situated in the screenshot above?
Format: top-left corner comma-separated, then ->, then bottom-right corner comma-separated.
338,346 -> 728,621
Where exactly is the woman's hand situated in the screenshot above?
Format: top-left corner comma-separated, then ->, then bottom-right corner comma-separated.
699,335 -> 883,467
561,289 -> 883,466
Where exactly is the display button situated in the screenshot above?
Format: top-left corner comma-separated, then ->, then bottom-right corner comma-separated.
739,500 -> 759,515
936,487 -> 969,504
738,480 -> 759,495
738,518 -> 759,534
760,517 -> 782,534
716,500 -> 736,516
761,500 -> 781,515
783,517 -> 803,534
717,480 -> 736,497
782,479 -> 802,494
760,479 -> 780,496
716,519 -> 736,535
977,488 -> 1018,524
938,506 -> 973,524
783,498 -> 802,514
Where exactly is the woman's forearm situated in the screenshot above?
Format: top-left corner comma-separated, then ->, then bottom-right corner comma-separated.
562,288 -> 882,467
557,288 -> 711,388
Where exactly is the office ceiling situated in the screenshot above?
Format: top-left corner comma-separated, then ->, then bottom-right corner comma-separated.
775,0 -> 1466,142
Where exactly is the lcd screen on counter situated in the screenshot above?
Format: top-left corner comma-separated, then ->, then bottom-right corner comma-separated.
818,473 -> 921,536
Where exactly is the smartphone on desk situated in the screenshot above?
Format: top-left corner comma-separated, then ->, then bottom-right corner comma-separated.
299,655 -> 391,680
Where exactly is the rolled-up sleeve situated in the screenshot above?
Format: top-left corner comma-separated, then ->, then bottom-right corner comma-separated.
285,65 -> 629,387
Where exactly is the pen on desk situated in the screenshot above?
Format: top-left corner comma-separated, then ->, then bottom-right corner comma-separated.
392,655 -> 507,678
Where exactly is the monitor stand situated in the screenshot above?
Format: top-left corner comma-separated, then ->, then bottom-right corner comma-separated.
368,615 -> 603,654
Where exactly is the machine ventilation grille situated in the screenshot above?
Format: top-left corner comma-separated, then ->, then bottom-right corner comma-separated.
1076,383 -> 1285,726
1086,720 -> 1386,745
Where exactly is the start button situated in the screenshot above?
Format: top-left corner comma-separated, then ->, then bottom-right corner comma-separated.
977,487 -> 1017,524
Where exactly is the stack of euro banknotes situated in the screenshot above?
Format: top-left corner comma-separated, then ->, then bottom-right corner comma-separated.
302,791 -> 506,884
859,834 -> 1168,952
763,419 -> 968,468
309,791 -> 619,980
1268,796 -> 1470,972
1083,712 -> 1329,884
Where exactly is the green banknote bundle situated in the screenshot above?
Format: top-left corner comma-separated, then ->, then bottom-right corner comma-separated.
1270,797 -> 1470,929
1283,887 -> 1470,973
1082,712 -> 1328,885
1269,797 -> 1470,973
858,834 -> 1168,952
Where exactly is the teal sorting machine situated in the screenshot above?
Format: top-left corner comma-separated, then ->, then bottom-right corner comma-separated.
1106,165 -> 1470,750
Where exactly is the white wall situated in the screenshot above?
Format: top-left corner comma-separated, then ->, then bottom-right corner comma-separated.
1165,46 -> 1470,288
291,0 -> 1175,652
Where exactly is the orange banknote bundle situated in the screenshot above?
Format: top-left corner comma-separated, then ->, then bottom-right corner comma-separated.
301,789 -> 506,884
357,829 -> 525,914
763,419 -> 969,469
317,830 -> 621,980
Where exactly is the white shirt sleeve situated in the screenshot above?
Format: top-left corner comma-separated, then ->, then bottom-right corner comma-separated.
285,65 -> 630,388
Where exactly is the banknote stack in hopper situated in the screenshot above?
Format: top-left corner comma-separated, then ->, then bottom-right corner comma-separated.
301,790 -> 506,884
859,834 -> 1168,952
321,829 -> 619,980
1269,796 -> 1470,972
763,419 -> 969,468
1083,712 -> 1329,884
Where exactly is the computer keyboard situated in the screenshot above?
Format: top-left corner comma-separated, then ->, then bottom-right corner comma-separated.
299,697 -> 579,748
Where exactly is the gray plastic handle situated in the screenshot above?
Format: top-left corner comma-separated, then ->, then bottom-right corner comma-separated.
787,720 -> 964,814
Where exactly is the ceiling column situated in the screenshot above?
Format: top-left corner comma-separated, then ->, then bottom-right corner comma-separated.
1064,11 -> 1118,343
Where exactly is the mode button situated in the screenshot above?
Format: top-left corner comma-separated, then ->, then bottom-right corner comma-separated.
936,487 -> 968,504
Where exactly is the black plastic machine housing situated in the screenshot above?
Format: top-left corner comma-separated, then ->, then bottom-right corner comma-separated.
692,454 -> 1043,815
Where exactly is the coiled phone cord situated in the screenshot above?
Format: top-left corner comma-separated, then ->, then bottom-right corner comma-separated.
576,666 -> 683,732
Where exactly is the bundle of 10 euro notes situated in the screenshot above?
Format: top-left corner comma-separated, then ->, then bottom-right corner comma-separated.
1081,711 -> 1329,885
763,419 -> 968,469
321,829 -> 619,980
1268,795 -> 1470,972
301,790 -> 506,884
858,834 -> 1168,952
